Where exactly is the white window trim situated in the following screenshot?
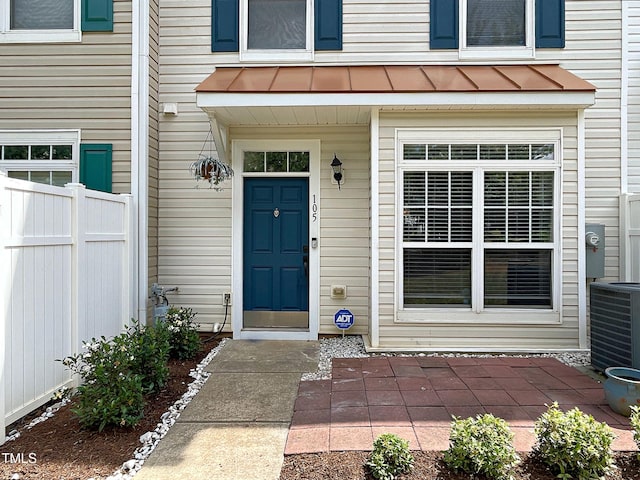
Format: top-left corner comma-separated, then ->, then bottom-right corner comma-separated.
0,0 -> 81,43
0,129 -> 80,183
459,0 -> 535,60
394,128 -> 563,325
239,0 -> 314,62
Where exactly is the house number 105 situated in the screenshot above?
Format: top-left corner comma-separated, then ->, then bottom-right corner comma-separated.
312,195 -> 318,222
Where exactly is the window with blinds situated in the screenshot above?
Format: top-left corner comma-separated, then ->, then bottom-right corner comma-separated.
403,171 -> 472,243
400,139 -> 557,311
484,171 -> 554,243
404,249 -> 471,307
484,249 -> 551,307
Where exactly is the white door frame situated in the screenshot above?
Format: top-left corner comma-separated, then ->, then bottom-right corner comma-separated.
231,139 -> 321,340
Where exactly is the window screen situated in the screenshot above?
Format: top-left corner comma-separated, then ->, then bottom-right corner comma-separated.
11,0 -> 74,30
467,0 -> 526,46
248,0 -> 306,49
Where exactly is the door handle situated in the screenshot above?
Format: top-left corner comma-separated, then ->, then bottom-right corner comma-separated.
302,245 -> 309,277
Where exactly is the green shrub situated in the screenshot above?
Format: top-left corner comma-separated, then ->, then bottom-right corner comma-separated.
444,414 -> 520,480
73,370 -> 144,432
165,306 -> 202,360
366,433 -> 414,480
127,320 -> 171,393
61,321 -> 173,431
631,405 -> 640,461
63,334 -> 145,431
533,402 -> 615,480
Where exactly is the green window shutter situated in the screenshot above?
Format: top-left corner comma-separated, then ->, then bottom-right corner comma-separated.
315,0 -> 342,51
81,0 -> 113,32
80,144 -> 112,193
430,0 -> 458,49
536,0 -> 565,48
212,0 -> 239,52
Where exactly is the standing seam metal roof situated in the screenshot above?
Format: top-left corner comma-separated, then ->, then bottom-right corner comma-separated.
195,65 -> 596,94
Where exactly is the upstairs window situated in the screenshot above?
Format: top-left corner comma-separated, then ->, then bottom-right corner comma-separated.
461,0 -> 534,59
430,0 -> 565,57
466,0 -> 526,47
11,0 -> 74,30
1,0 -> 113,42
242,0 -> 311,60
247,0 -> 307,50
1,0 -> 79,42
212,0 -> 342,58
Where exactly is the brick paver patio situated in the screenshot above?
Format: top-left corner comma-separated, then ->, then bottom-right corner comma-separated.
285,356 -> 637,454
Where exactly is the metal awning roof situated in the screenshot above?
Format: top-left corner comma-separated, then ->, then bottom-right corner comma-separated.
196,64 -> 595,94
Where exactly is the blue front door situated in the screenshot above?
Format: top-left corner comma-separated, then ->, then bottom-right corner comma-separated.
243,178 -> 309,328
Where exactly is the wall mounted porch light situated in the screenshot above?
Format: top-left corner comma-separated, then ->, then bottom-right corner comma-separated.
331,154 -> 343,190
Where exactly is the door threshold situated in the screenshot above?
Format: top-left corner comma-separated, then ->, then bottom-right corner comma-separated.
236,329 -> 317,341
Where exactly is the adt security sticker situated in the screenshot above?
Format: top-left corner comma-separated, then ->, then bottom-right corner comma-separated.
334,309 -> 354,330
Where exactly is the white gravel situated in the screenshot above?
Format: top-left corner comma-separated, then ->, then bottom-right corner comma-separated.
301,335 -> 591,380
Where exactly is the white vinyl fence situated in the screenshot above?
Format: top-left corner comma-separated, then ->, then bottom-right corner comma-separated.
620,193 -> 640,282
0,173 -> 134,444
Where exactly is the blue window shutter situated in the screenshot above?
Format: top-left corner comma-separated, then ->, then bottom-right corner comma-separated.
536,0 -> 565,48
80,144 -> 112,193
212,0 -> 239,52
81,0 -> 113,32
315,0 -> 342,50
430,0 -> 458,49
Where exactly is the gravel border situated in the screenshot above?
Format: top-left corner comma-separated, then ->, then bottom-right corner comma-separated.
301,335 -> 591,381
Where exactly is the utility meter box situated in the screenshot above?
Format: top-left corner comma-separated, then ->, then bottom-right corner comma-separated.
586,223 -> 605,279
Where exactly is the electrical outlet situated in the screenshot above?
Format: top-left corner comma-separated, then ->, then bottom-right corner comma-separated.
223,292 -> 232,306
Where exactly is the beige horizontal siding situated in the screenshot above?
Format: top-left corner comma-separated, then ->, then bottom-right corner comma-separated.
0,2 -> 133,193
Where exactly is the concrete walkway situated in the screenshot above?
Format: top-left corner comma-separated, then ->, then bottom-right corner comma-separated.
134,339 -> 319,480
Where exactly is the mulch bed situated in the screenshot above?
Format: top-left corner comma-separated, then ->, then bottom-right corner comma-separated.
279,451 -> 640,480
0,336 -> 221,480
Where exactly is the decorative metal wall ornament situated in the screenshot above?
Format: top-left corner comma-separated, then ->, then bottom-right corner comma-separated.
189,128 -> 234,190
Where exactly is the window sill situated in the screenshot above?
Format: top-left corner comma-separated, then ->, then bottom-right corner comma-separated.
458,47 -> 535,61
396,309 -> 561,325
0,30 -> 81,43
240,49 -> 313,63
